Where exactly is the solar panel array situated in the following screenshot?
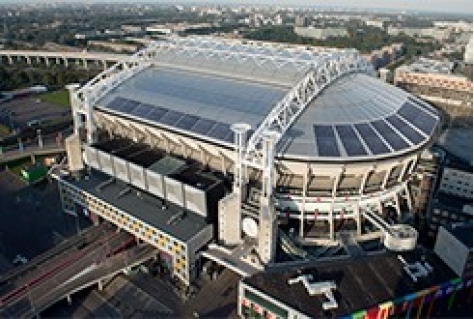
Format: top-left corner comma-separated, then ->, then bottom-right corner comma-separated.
100,71 -> 438,159
104,97 -> 235,143
311,101 -> 438,158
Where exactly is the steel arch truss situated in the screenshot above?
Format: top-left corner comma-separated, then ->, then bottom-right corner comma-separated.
244,52 -> 374,169
146,36 -> 358,72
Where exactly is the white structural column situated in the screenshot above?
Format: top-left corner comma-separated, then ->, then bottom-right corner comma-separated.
231,123 -> 251,200
359,169 -> 372,195
403,183 -> 413,211
331,170 -> 343,197
258,130 -> 279,263
300,168 -> 309,238
394,193 -> 401,219
84,94 -> 96,144
260,131 -> 279,203
354,204 -> 362,237
66,83 -> 81,136
329,201 -> 335,240
381,167 -> 393,190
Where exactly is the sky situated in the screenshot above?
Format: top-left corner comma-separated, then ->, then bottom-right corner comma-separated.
6,0 -> 473,15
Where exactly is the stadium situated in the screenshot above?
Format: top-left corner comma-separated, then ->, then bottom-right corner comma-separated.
57,37 -> 441,281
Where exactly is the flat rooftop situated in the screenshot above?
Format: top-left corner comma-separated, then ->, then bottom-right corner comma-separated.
243,250 -> 457,317
62,170 -> 210,243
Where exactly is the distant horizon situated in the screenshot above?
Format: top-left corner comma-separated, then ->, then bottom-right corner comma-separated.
1,0 -> 473,16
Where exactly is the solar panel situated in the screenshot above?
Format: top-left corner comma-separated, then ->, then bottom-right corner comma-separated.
408,97 -> 438,117
175,114 -> 200,130
224,131 -> 235,143
147,107 -> 168,122
120,99 -> 140,113
386,115 -> 425,145
130,103 -> 155,117
190,119 -> 217,135
314,125 -> 340,157
106,97 -> 128,111
207,122 -> 232,141
398,102 -> 438,135
159,110 -> 184,126
371,120 -> 408,151
354,123 -> 390,155
335,125 -> 367,156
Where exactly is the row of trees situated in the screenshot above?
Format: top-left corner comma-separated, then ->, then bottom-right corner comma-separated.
0,65 -> 100,92
242,25 -> 442,55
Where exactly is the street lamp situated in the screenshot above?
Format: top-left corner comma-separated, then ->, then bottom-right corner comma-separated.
37,129 -> 43,149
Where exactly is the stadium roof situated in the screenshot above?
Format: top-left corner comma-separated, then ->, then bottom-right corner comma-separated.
94,38 -> 440,162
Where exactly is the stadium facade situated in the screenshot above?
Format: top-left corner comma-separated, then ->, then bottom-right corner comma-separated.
56,37 -> 440,282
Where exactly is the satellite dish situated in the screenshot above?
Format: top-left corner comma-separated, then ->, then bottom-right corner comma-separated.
242,217 -> 258,238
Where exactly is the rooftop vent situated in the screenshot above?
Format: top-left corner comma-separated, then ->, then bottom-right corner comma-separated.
398,255 -> 434,282
288,275 -> 338,310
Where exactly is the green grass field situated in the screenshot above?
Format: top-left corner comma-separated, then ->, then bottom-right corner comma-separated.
0,123 -> 10,137
40,89 -> 71,108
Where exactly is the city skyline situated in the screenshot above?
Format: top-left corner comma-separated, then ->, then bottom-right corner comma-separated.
3,0 -> 473,15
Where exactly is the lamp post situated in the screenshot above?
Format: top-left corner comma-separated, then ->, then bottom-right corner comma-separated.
37,129 -> 43,149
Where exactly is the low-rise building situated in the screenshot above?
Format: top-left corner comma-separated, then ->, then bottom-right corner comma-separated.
238,249 -> 470,318
426,157 -> 473,241
428,194 -> 472,241
369,43 -> 405,69
410,150 -> 441,216
294,26 -> 348,40
438,162 -> 473,199
387,27 -> 451,41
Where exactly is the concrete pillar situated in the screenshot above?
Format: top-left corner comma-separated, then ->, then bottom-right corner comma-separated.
359,170 -> 372,195
300,168 -> 309,238
66,294 -> 72,305
37,129 -> 43,148
56,57 -> 60,64
83,59 -> 88,69
63,57 -> 69,68
36,56 -> 40,64
354,204 -> 362,237
329,201 -> 335,241
407,158 -> 418,175
377,200 -> 384,216
102,60 -> 107,70
260,131 -> 279,203
231,123 -> 250,200
65,83 -> 81,135
404,183 -> 413,211
394,194 -> 401,220
331,169 -> 343,197
7,55 -> 13,64
381,167 -> 393,190
45,57 -> 50,67
25,56 -> 31,65
98,280 -> 103,291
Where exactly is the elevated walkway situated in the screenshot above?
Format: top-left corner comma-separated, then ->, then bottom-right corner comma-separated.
361,209 -> 418,251
278,230 -> 308,260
